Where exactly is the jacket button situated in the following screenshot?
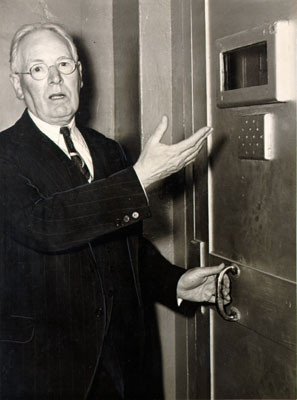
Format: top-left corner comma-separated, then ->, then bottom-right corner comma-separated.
115,218 -> 122,227
123,215 -> 130,223
132,211 -> 139,219
95,307 -> 103,317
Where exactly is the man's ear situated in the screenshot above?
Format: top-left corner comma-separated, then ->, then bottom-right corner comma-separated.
9,73 -> 25,100
78,61 -> 83,89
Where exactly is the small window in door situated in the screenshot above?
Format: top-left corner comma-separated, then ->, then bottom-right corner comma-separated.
223,41 -> 268,90
216,21 -> 290,107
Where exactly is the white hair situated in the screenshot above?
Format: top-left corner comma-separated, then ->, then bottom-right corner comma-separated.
10,22 -> 79,73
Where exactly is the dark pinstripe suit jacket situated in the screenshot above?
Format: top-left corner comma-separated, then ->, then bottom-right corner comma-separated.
0,110 -> 184,399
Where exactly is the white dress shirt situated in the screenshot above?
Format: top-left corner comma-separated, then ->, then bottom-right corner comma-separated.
28,110 -> 94,182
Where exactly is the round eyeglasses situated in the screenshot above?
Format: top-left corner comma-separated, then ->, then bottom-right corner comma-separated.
15,58 -> 78,81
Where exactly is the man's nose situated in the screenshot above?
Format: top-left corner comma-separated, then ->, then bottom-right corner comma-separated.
48,65 -> 63,84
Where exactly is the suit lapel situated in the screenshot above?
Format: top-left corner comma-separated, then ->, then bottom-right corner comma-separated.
79,127 -> 125,181
15,110 -> 69,165
79,128 -> 109,180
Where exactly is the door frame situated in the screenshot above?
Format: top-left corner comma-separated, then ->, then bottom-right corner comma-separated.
174,1 -> 211,399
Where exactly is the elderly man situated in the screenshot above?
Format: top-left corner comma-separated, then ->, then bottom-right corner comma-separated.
0,23 -> 229,399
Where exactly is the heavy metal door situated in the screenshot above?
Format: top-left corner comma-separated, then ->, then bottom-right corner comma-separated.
186,1 -> 296,399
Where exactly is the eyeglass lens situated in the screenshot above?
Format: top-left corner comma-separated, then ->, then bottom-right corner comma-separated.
30,59 -> 76,80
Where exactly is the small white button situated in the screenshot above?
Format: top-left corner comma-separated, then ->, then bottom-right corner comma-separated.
123,215 -> 130,223
132,212 -> 140,219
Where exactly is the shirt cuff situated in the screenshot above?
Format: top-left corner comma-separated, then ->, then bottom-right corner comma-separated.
133,166 -> 149,204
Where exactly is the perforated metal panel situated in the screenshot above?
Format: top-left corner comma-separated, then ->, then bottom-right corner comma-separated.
237,114 -> 273,160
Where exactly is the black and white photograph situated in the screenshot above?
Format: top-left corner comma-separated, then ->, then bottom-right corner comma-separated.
0,1 -> 295,399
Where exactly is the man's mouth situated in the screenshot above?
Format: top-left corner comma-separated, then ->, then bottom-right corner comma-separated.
49,93 -> 66,100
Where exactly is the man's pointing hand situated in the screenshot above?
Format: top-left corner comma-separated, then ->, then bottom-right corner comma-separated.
134,115 -> 213,188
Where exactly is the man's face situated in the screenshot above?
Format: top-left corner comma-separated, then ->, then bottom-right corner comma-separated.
10,29 -> 83,126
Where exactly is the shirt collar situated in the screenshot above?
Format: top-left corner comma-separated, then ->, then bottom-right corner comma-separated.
28,109 -> 76,141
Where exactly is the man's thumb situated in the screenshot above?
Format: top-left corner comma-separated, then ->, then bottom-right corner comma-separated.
200,263 -> 226,277
150,115 -> 168,143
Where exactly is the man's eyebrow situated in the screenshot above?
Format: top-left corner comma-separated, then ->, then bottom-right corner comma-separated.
56,56 -> 73,60
28,56 -> 73,65
27,59 -> 44,65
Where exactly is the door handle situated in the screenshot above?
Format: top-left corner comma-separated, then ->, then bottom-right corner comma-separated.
216,264 -> 240,321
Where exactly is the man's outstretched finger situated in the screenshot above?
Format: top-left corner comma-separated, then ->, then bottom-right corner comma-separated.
176,126 -> 213,153
180,137 -> 208,162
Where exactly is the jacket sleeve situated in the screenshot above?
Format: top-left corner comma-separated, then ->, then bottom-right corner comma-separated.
139,237 -> 198,316
0,155 -> 150,252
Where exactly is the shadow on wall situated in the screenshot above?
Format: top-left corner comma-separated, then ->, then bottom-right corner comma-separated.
73,36 -> 95,128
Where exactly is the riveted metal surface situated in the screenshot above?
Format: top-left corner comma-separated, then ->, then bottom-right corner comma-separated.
213,312 -> 296,399
206,1 -> 296,398
210,103 -> 295,281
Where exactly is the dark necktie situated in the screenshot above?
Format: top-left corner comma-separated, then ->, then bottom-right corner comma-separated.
60,126 -> 91,181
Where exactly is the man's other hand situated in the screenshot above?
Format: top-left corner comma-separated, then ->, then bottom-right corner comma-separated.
134,115 -> 213,188
177,264 -> 231,304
